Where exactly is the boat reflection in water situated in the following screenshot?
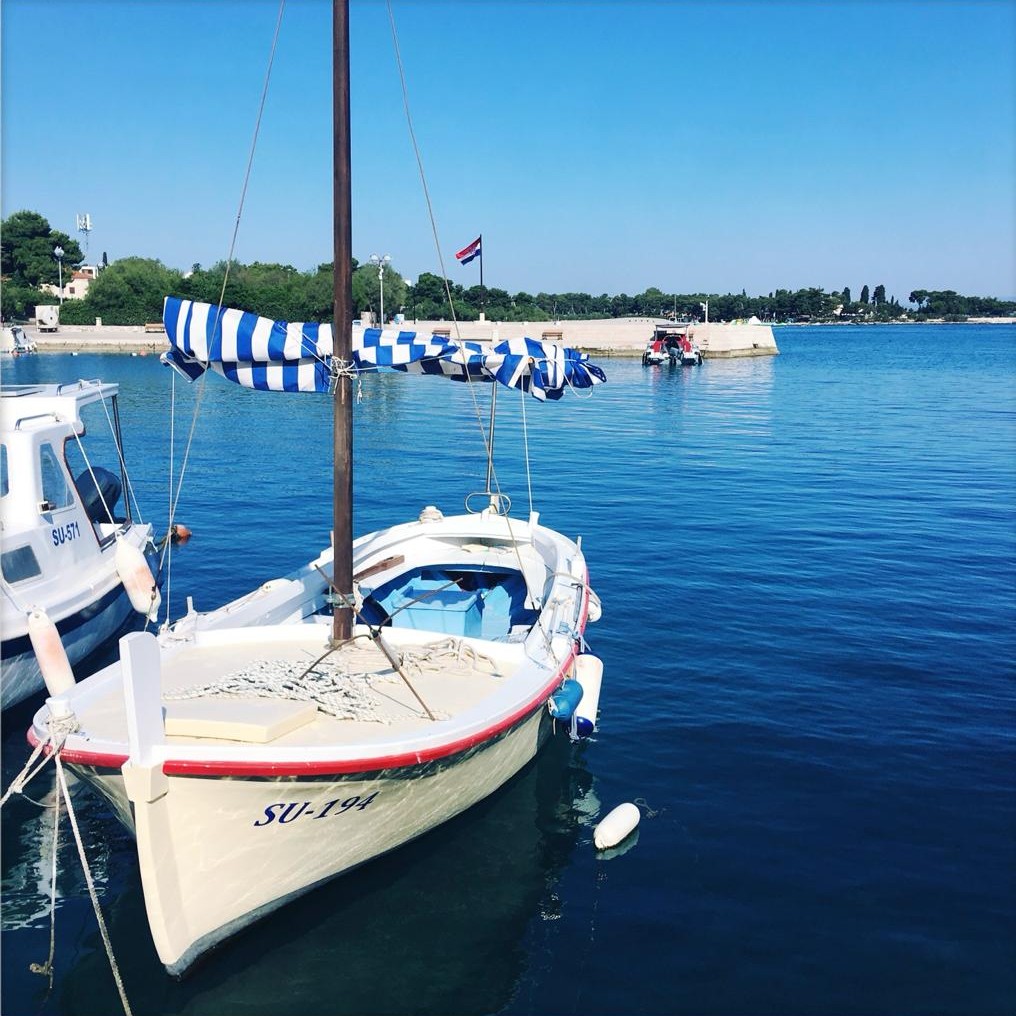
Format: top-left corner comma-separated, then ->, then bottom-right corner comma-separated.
42,735 -> 599,1016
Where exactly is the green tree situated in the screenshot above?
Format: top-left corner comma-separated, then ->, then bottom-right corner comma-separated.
301,263 -> 335,321
859,285 -> 870,305
0,284 -> 48,320
1,210 -> 84,289
84,257 -> 183,325
873,284 -> 886,305
841,286 -> 851,307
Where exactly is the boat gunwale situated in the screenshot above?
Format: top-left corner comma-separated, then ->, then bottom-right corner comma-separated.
26,645 -> 580,777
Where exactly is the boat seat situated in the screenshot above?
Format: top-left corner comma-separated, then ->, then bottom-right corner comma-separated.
164,698 -> 318,743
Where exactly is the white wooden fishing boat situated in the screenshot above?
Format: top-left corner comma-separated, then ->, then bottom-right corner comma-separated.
1,380 -> 160,709
30,505 -> 600,974
25,0 -> 607,977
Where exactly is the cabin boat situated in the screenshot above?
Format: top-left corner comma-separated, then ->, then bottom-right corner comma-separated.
642,323 -> 702,366
1,381 -> 160,709
1,325 -> 38,357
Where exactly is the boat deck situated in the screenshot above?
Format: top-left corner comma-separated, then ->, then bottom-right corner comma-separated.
72,627 -> 528,754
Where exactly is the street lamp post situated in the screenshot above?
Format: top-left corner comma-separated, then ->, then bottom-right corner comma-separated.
403,279 -> 414,322
369,253 -> 391,326
53,246 -> 65,305
700,300 -> 709,324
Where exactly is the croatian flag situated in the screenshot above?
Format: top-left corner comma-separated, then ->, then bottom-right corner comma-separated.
456,236 -> 482,265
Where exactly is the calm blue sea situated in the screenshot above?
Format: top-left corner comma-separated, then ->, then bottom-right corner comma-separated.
2,323 -> 1014,1016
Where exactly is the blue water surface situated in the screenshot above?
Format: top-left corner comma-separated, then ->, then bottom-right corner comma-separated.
1,324 -> 1013,1016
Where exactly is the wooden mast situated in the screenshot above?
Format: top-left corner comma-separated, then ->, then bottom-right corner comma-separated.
332,0 -> 354,643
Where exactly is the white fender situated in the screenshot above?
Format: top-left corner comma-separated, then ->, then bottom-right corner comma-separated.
586,588 -> 602,623
573,654 -> 603,734
593,802 -> 640,850
116,538 -> 162,619
27,608 -> 75,696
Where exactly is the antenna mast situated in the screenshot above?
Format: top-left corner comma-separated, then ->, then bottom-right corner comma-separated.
76,213 -> 93,257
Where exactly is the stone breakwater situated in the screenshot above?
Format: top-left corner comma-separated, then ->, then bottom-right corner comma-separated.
19,318 -> 781,358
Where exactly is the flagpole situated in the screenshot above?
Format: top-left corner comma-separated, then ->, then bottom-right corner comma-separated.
479,233 -> 484,315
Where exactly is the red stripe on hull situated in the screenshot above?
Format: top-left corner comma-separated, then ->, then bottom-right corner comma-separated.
27,617 -> 586,777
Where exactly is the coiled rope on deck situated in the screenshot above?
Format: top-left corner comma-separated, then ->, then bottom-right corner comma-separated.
161,636 -> 502,723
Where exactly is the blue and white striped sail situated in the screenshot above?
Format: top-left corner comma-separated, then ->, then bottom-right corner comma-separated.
355,329 -> 606,401
162,297 -> 334,393
162,298 -> 605,400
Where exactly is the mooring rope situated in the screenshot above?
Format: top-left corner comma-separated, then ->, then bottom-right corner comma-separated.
28,772 -> 62,998
2,717 -> 134,1016
54,754 -> 133,1016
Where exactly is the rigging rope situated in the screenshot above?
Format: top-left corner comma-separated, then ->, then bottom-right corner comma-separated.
384,1 -> 567,663
95,387 -> 146,525
162,370 -> 177,631
384,1 -> 461,340
162,0 -> 287,623
383,1 -> 495,468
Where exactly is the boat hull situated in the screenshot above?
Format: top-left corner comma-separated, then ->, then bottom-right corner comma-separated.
71,706 -> 552,975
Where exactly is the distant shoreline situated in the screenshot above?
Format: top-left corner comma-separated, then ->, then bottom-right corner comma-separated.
10,316 -> 1012,359
780,317 -> 1016,326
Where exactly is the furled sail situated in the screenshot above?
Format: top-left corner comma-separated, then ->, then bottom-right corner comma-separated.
162,298 -> 605,400
356,329 -> 606,401
162,297 -> 333,393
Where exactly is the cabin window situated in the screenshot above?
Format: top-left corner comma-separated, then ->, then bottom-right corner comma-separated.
0,444 -> 8,498
1,544 -> 42,583
39,443 -> 72,510
65,440 -> 124,523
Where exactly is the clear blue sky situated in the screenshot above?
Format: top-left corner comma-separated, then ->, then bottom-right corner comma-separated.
3,1 -> 1014,302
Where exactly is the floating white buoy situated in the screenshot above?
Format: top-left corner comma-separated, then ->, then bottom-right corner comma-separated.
572,654 -> 603,737
594,802 -> 640,850
27,608 -> 75,696
115,538 -> 162,619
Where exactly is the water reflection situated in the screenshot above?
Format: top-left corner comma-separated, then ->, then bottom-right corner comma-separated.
10,734 -> 599,1016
